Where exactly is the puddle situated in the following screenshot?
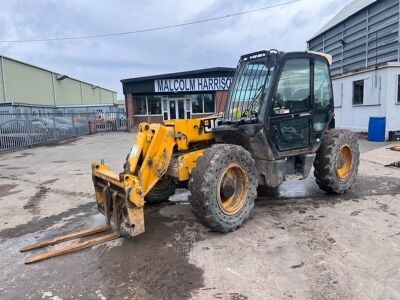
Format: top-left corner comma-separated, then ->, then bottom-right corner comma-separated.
0,184 -> 21,199
0,205 -> 204,300
13,152 -> 35,159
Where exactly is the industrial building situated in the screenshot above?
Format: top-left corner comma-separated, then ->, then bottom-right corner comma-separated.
0,55 -> 123,153
121,68 -> 234,126
0,55 -> 117,106
308,0 -> 400,137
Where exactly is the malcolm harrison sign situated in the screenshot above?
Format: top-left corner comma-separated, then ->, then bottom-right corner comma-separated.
155,77 -> 232,93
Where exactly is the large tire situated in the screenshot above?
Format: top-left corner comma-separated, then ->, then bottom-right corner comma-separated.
145,175 -> 177,203
189,144 -> 258,232
314,129 -> 360,194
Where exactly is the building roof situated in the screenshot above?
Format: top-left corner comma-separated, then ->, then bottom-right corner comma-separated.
310,0 -> 377,40
121,67 -> 235,83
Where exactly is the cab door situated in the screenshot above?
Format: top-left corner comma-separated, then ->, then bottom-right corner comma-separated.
268,57 -> 312,153
313,58 -> 334,141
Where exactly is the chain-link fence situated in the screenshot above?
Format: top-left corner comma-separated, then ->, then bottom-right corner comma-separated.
0,111 -> 129,154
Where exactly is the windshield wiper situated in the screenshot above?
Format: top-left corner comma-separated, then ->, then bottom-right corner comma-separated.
241,85 -> 264,120
241,67 -> 272,120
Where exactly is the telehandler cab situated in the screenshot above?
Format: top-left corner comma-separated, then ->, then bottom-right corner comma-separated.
21,50 -> 359,263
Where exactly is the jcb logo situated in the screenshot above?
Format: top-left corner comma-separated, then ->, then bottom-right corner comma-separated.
203,119 -> 222,133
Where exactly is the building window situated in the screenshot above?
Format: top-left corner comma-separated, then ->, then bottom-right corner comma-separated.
203,94 -> 215,113
353,80 -> 364,105
191,94 -> 215,114
397,75 -> 400,103
134,96 -> 147,115
134,94 -> 216,116
191,95 -> 203,113
147,96 -> 162,115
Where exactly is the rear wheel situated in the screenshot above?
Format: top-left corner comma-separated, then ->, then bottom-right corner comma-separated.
314,129 -> 360,194
145,175 -> 177,203
189,144 -> 258,232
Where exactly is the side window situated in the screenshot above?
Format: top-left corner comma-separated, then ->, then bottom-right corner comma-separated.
314,60 -> 332,109
273,58 -> 310,115
314,59 -> 333,133
353,80 -> 364,105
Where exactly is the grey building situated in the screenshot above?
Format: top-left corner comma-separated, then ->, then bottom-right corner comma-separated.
308,0 -> 399,76
308,0 -> 400,136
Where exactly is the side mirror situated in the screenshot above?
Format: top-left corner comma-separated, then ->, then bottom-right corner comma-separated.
266,54 -> 277,68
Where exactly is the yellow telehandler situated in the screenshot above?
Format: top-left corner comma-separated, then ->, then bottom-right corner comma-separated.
21,50 -> 360,263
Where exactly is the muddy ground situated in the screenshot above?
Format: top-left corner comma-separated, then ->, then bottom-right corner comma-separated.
0,132 -> 399,299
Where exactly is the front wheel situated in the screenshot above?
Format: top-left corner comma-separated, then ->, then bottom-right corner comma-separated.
189,144 -> 258,232
314,129 -> 360,194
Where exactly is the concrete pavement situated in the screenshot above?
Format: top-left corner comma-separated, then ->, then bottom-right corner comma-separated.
0,132 -> 399,299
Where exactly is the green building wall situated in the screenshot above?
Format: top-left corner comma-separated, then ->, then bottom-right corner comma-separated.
81,83 -> 99,104
0,56 -> 116,106
0,58 -> 5,102
54,76 -> 82,105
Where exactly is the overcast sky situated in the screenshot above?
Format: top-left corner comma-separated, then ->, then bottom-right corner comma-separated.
0,0 -> 349,99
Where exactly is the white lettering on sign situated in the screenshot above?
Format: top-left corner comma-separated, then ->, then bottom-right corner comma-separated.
154,77 -> 232,93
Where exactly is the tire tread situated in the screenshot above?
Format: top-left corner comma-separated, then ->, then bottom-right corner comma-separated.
314,129 -> 360,194
189,144 -> 258,232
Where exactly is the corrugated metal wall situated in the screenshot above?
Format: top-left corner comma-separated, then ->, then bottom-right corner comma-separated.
308,0 -> 399,76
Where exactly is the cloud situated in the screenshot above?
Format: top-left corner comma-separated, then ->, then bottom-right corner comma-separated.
0,0 -> 349,99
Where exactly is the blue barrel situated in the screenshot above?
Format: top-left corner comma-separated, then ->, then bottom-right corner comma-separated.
368,117 -> 386,142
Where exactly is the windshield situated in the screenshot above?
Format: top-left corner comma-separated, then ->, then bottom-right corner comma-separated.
225,58 -> 274,121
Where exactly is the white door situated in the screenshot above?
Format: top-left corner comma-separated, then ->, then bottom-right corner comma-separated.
165,98 -> 186,120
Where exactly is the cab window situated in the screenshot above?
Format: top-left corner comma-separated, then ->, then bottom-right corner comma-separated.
314,60 -> 332,110
273,58 -> 310,115
313,59 -> 333,132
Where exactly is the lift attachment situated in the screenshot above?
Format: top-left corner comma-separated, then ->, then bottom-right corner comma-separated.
390,145 -> 400,152
385,161 -> 400,168
20,186 -> 123,264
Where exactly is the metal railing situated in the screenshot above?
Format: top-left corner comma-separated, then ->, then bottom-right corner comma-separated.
0,111 -> 129,154
94,111 -> 129,132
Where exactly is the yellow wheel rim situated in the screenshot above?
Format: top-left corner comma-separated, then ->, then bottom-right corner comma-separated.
336,145 -> 353,181
217,162 -> 249,215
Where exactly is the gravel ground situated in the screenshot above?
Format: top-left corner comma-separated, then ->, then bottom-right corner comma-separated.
0,132 -> 399,300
